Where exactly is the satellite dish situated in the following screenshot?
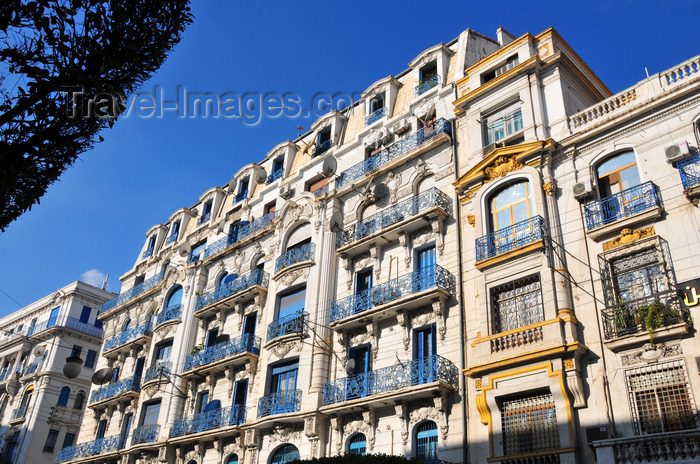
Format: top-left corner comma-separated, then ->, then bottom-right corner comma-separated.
321,156 -> 337,178
329,212 -> 343,232
373,183 -> 390,205
345,359 -> 356,376
189,207 -> 198,218
33,345 -> 46,357
91,367 -> 113,386
4,428 -> 16,440
178,243 -> 192,258
227,178 -> 237,193
253,166 -> 267,184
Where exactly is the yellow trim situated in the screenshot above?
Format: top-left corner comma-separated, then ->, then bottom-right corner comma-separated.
455,56 -> 538,108
475,241 -> 545,270
471,315 -> 578,348
486,448 -> 576,463
464,342 -> 582,377
463,34 -> 534,77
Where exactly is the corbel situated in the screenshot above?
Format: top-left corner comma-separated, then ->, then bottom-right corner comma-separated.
363,410 -> 376,451
433,394 -> 449,441
340,253 -> 352,291
369,244 -> 381,280
431,218 -> 445,256
235,304 -> 244,331
432,300 -> 446,341
330,416 -> 342,455
398,232 -> 411,269
394,403 -> 408,445
366,322 -> 379,361
396,313 -> 410,352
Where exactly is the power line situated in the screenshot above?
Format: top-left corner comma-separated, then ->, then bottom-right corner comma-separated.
0,287 -> 23,309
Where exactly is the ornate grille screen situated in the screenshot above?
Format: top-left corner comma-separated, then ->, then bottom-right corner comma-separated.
502,393 -> 560,456
626,360 -> 698,435
491,275 -> 544,333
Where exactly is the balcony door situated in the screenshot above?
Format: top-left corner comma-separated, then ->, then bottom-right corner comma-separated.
232,380 -> 247,425
355,268 -> 373,313
414,325 -> 436,384
121,412 -> 133,440
270,362 -> 298,414
133,358 -> 145,385
414,246 -> 436,292
347,345 -> 371,399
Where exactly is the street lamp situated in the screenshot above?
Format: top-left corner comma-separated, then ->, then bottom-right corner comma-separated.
6,372 -> 21,397
63,355 -> 84,379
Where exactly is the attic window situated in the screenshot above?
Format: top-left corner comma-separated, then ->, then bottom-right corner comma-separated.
482,55 -> 519,84
306,175 -> 329,196
416,62 -> 438,96
314,128 -> 332,157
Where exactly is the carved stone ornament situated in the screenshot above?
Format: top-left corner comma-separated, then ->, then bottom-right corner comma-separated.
268,423 -> 303,445
483,155 -> 524,182
305,416 -> 321,438
279,268 -> 305,286
602,227 -> 656,251
386,171 -> 401,204
244,429 -> 260,448
543,181 -> 555,196
268,340 -> 300,360
621,343 -> 682,366
467,214 -> 475,227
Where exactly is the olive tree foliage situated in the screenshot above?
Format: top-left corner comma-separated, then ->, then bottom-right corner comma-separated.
0,0 -> 193,231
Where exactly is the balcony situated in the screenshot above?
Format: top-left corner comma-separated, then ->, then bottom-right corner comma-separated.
323,355 -> 458,410
170,404 -> 245,439
583,181 -> 662,235
27,315 -> 103,338
142,246 -> 154,259
266,311 -> 307,343
235,191 -> 247,203
336,187 -> 452,252
155,304 -> 181,327
183,334 -> 260,375
365,107 -> 386,126
313,139 -> 333,157
274,242 -> 315,274
203,212 -> 277,260
678,154 -> 700,200
131,423 -> 160,445
195,269 -> 269,318
257,390 -> 301,418
103,321 -> 151,353
165,232 -> 178,245
267,167 -> 284,184
89,375 -> 139,406
330,265 -> 455,328
601,291 -> 691,349
416,75 -> 439,96
337,118 -> 451,188
475,215 -> 546,266
142,360 -> 172,384
56,434 -> 125,463
100,269 -> 165,313
48,405 -> 83,426
592,429 -> 700,464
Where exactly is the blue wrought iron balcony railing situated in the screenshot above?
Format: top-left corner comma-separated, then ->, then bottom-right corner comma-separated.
475,215 -> 546,263
257,389 -> 301,418
583,181 -> 661,231
142,360 -> 172,383
365,107 -> 386,126
156,304 -> 182,327
100,269 -> 166,313
337,188 -> 452,248
415,75 -> 439,96
330,265 -> 456,323
56,434 -> 125,463
678,154 -> 700,189
601,291 -> 689,340
27,315 -> 103,338
131,423 -> 160,445
195,269 -> 269,310
313,139 -> 333,157
337,118 -> 451,188
203,212 -> 277,260
323,354 -> 458,405
170,404 -> 245,438
142,246 -> 154,259
266,311 -> 307,342
165,232 -> 178,245
89,375 -> 140,404
274,242 -> 315,274
266,167 -> 284,184
103,321 -> 152,352
184,334 -> 261,371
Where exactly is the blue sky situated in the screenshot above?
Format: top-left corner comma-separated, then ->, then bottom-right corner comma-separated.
1,0 -> 699,315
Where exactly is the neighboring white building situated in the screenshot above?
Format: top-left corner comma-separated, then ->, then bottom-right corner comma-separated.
0,281 -> 115,464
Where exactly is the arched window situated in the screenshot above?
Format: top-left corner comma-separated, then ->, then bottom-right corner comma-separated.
285,223 -> 311,252
73,391 -> 85,410
415,421 -> 438,461
489,181 -> 532,233
596,150 -> 641,198
122,318 -> 131,332
416,174 -> 436,195
226,454 -> 239,464
165,286 -> 183,309
348,433 -> 367,455
270,444 -> 300,464
220,273 -> 238,287
57,386 -> 70,407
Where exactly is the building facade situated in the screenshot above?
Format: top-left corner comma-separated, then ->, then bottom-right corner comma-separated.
60,25 -> 700,464
0,281 -> 114,464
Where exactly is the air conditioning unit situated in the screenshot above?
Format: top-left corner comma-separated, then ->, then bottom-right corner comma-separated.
279,184 -> 293,200
665,140 -> 690,164
572,178 -> 593,201
393,119 -> 409,135
378,127 -> 391,144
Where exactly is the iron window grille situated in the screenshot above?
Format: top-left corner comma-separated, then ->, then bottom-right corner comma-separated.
501,392 -> 560,456
491,275 -> 544,334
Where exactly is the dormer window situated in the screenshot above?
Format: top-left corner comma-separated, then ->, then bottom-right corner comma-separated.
166,221 -> 180,244
189,241 -> 206,263
236,178 -> 249,203
198,201 -> 212,225
143,236 -> 156,258
483,101 -> 523,146
482,55 -> 519,84
416,62 -> 438,96
314,128 -> 332,157
267,157 -> 284,184
365,93 -> 386,126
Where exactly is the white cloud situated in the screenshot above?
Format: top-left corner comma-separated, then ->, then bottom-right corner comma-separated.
81,269 -> 106,287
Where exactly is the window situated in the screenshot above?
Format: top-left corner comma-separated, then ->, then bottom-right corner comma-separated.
270,444 -> 300,464
57,386 -> 70,407
141,400 -> 161,426
121,412 -> 133,437
156,341 -> 172,361
626,360 -> 698,435
168,221 -> 180,242
264,200 -> 277,215
417,62 -> 439,96
206,327 -> 219,348
269,361 -> 298,414
165,285 -> 183,309
278,287 -> 306,321
611,248 -> 669,304
226,454 -> 239,464
133,274 -> 145,287
243,313 -> 256,336
490,181 -> 532,232
144,235 -> 156,257
190,241 -> 206,263
61,432 -> 75,450
73,391 -> 85,410
94,317 -> 103,330
195,391 -> 209,414
415,421 -> 438,461
347,345 -> 371,399
366,93 -> 386,126
414,325 -> 436,384
232,379 -> 247,425
71,345 -> 82,357
43,429 -> 59,452
355,268 -> 373,302
370,93 -> 384,114
48,307 -> 60,327
501,393 -> 559,455
491,275 -> 544,333
314,128 -> 332,156
219,272 -> 238,288
79,306 -> 91,324
348,433 -> 367,455
199,200 -> 213,224
85,350 -> 97,369
111,367 -> 120,383
96,419 -> 107,439
285,223 -> 311,253
236,178 -> 249,202
305,175 -> 329,196
596,151 -> 641,198
484,101 -> 523,145
482,54 -> 519,83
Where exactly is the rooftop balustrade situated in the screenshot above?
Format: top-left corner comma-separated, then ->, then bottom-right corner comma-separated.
27,315 -> 103,338
155,304 -> 182,326
583,181 -> 661,230
592,429 -> 700,464
89,375 -> 139,404
415,75 -> 439,96
100,270 -> 166,313
365,106 -> 386,126
274,242 -> 315,274
475,215 -> 546,262
266,311 -> 307,342
336,188 -> 452,248
131,424 -> 160,445
323,354 -> 458,405
203,212 -> 277,260
170,404 -> 245,438
195,269 -> 269,311
266,167 -> 284,184
601,291 -> 689,340
330,265 -> 456,323
55,434 -> 125,463
103,321 -> 151,352
678,154 -> 700,190
184,334 -> 260,372
337,118 -> 451,188
257,389 -> 301,418
142,360 -> 172,383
